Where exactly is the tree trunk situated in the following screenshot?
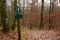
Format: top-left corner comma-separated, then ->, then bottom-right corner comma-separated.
49,0 -> 54,30
23,0 -> 25,26
0,0 -> 8,32
11,0 -> 17,31
39,0 -> 44,29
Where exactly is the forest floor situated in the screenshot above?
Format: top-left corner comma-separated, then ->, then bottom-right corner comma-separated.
0,26 -> 60,40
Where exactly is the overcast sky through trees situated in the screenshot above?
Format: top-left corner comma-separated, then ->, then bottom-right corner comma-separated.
6,0 -> 60,7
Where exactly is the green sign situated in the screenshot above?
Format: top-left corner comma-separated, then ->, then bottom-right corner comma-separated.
15,15 -> 23,19
15,7 -> 23,19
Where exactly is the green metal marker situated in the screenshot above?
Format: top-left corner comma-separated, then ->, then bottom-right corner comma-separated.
15,6 -> 23,19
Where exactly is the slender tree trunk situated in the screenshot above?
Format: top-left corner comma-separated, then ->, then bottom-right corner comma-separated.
23,0 -> 25,26
51,1 -> 54,29
39,0 -> 44,29
11,0 -> 17,31
29,0 -> 33,29
49,0 -> 55,30
52,2 -> 54,13
49,0 -> 51,30
17,19 -> 21,40
26,0 -> 29,27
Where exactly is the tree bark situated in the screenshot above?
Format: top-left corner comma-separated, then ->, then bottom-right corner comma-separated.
49,0 -> 54,30
0,0 -> 8,32
11,0 -> 17,31
39,0 -> 44,29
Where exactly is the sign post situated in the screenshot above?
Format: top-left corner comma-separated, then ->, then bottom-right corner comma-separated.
15,6 -> 23,40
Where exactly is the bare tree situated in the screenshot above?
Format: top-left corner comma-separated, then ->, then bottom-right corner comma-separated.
23,0 -> 25,26
39,0 -> 44,29
49,0 -> 54,30
11,0 -> 17,31
0,0 -> 9,32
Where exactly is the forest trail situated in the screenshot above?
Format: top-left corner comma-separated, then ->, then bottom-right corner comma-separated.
0,30 -> 60,40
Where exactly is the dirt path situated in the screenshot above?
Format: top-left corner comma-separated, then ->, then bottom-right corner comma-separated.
0,30 -> 60,40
